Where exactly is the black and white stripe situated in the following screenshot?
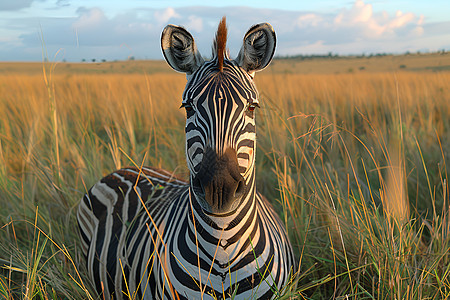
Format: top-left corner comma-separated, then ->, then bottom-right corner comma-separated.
78,18 -> 296,300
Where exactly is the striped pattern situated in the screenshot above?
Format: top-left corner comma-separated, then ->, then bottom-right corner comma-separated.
78,167 -> 295,299
183,60 -> 258,179
78,18 -> 296,300
77,167 -> 188,298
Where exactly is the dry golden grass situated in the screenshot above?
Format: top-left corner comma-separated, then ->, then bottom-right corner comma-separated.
0,60 -> 171,75
270,52 -> 450,74
0,58 -> 449,298
257,72 -> 449,135
1,52 -> 448,76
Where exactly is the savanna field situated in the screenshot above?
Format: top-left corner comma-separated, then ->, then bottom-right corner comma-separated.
0,53 -> 449,299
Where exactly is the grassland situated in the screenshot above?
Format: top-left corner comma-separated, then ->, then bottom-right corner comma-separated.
0,53 -> 449,299
1,52 -> 448,75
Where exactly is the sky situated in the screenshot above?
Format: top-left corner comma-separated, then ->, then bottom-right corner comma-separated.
0,0 -> 449,62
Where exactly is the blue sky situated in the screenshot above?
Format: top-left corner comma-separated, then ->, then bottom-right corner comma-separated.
0,0 -> 449,61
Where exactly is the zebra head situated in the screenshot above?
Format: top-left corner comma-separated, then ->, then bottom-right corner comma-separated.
161,17 -> 276,214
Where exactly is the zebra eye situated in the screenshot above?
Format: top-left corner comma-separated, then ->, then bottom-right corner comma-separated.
181,103 -> 195,117
181,103 -> 194,111
247,103 -> 259,112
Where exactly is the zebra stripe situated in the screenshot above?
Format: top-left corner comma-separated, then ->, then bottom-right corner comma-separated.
78,168 -> 295,299
78,17 -> 296,300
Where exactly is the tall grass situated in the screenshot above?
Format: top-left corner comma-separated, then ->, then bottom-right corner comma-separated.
0,69 -> 448,299
256,72 -> 450,298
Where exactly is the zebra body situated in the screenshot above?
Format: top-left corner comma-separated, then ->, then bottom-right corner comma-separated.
78,17 -> 296,299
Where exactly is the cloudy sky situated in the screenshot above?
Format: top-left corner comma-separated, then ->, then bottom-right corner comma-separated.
1,0 -> 449,62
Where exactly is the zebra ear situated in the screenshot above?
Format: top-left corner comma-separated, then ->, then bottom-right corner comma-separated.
236,23 -> 276,75
161,25 -> 204,75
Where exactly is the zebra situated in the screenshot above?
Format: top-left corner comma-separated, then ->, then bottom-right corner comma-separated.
77,17 -> 296,300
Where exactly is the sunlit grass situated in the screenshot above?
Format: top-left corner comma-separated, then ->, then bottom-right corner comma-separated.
256,71 -> 449,298
0,65 -> 449,298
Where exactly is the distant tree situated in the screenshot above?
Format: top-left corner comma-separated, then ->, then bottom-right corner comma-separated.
128,56 -> 135,61
92,58 -> 96,62
102,59 -> 106,63
82,58 -> 86,62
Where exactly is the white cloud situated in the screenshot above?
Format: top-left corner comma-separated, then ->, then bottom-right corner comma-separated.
339,0 -> 373,23
73,7 -> 106,29
389,11 -> 415,29
0,1 -> 447,61
186,15 -> 203,32
331,0 -> 423,39
154,7 -> 179,25
296,14 -> 323,28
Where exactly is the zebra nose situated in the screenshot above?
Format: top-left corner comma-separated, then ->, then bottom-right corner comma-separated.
196,147 -> 246,213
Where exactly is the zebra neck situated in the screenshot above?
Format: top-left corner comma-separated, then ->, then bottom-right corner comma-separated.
187,189 -> 258,262
188,173 -> 257,236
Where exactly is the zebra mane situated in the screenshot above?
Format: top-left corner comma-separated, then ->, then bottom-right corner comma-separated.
214,16 -> 228,72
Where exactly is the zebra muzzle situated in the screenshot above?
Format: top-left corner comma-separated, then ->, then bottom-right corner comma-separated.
194,147 -> 245,214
